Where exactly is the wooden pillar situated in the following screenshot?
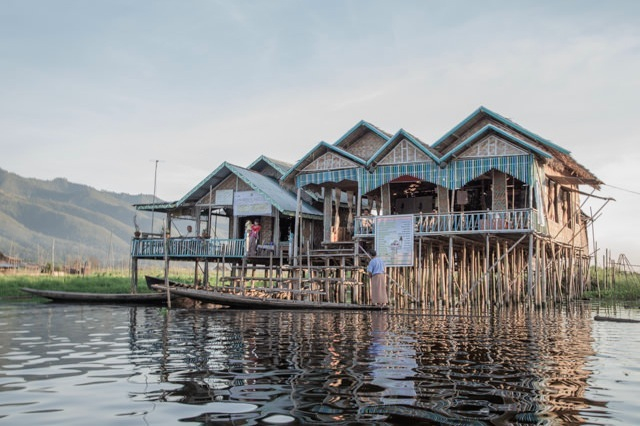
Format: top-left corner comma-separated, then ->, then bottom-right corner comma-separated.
204,259 -> 209,288
485,234 -> 490,307
418,238 -> 423,307
131,257 -> 138,293
334,188 -> 342,242
195,206 -> 202,236
448,236 -> 454,306
527,234 -> 533,301
535,238 -> 541,306
495,240 -> 502,306
323,188 -> 332,243
232,215 -> 239,239
293,188 -> 302,266
273,206 -> 280,254
194,260 -> 200,288
381,184 -> 391,215
541,240 -> 547,304
492,170 -> 508,211
437,185 -> 449,213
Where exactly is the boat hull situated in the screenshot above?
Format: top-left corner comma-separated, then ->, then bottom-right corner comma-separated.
150,284 -> 387,310
21,287 -> 169,304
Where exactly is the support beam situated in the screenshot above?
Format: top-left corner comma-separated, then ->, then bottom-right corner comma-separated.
323,188 -> 332,243
293,188 -> 302,266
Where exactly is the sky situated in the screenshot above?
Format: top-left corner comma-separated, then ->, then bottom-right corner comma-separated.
2,0 -> 640,265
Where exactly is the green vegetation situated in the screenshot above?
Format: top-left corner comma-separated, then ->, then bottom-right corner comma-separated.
585,269 -> 640,302
0,273 -> 153,300
0,269 -> 220,301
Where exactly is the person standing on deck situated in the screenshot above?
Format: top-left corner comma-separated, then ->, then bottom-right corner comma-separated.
244,219 -> 253,254
248,219 -> 261,256
367,250 -> 388,306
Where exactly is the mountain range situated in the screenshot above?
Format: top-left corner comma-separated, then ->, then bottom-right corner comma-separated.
0,167 -> 158,268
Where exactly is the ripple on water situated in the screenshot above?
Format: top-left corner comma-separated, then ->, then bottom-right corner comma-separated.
1,303 -> 638,425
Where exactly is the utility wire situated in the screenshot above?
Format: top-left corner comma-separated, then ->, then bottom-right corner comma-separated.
603,183 -> 640,196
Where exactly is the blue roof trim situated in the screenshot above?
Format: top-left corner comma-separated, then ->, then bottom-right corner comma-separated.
367,129 -> 441,166
228,164 -> 322,218
431,107 -> 483,148
175,162 -> 231,206
432,106 -> 570,155
280,141 -> 366,182
480,107 -> 570,154
439,125 -> 552,162
248,155 -> 291,176
333,119 -> 390,147
281,141 -> 325,182
323,141 -> 368,165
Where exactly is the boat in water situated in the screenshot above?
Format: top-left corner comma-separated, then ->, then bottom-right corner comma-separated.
145,276 -> 387,310
21,287 -> 170,305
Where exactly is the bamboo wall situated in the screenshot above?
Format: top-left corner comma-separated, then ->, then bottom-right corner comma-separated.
371,234 -> 591,309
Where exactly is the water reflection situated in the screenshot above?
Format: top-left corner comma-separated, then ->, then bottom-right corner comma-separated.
0,302 -> 636,425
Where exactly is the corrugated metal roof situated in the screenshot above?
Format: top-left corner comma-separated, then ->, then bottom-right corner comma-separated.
134,159 -> 323,217
175,162 -> 232,206
248,155 -> 293,175
227,164 -> 322,218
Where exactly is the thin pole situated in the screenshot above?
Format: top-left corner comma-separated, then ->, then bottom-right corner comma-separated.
151,159 -> 159,234
208,185 -> 213,236
163,219 -> 171,309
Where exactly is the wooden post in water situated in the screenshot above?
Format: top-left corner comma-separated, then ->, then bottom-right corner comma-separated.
448,236 -> 454,307
293,188 -> 302,267
527,234 -> 534,303
131,257 -> 138,294
163,222 -> 171,309
194,260 -> 200,289
485,234 -> 490,307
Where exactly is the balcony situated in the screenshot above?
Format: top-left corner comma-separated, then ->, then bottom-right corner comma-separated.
354,208 -> 539,237
131,238 -> 246,259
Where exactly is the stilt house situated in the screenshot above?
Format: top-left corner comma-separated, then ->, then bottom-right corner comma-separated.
132,107 -> 602,307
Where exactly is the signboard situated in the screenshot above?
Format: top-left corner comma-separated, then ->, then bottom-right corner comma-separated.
233,191 -> 272,216
215,189 -> 234,206
374,214 -> 414,266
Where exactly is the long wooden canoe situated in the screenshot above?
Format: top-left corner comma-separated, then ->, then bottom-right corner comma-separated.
594,315 -> 640,323
147,281 -> 388,311
21,287 -> 170,305
144,275 -> 186,290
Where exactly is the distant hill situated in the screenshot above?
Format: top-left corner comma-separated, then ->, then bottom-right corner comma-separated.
0,167 -> 160,268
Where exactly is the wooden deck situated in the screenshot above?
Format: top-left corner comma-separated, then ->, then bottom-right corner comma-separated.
131,209 -> 540,261
354,208 -> 540,237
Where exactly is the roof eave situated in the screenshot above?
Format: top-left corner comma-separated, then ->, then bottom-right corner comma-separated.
439,125 -> 552,163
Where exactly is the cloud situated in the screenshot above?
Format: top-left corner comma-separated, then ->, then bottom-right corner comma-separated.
2,0 -> 640,262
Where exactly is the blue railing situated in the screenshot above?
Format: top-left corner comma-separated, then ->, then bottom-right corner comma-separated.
354,209 -> 538,237
131,238 -> 245,258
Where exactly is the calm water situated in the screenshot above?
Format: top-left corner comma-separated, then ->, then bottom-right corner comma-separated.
0,302 -> 638,425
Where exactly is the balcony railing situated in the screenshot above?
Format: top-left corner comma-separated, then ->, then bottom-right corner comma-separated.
354,208 -> 538,237
131,238 -> 245,259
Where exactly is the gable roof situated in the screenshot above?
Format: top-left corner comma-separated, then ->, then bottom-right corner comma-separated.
439,124 -> 552,163
134,161 -> 323,217
225,164 -> 322,218
333,119 -> 392,149
368,128 -> 441,166
248,155 -> 293,176
432,106 -> 571,156
281,141 -> 367,183
175,162 -> 234,206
